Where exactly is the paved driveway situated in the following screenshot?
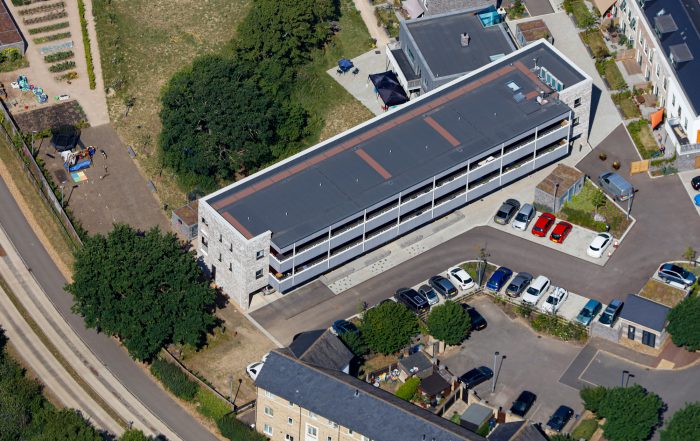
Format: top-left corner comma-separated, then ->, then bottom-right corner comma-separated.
440,296 -> 583,431
252,124 -> 700,346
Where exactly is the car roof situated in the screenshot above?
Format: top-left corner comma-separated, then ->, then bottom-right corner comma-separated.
608,299 -> 623,308
584,299 -> 601,308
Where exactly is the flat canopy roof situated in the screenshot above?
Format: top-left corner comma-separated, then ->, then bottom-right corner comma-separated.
405,9 -> 515,79
642,1 -> 700,114
207,43 -> 585,249
620,294 -> 670,333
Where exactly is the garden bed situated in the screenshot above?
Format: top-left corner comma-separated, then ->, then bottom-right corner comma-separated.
611,91 -> 640,119
597,59 -> 626,90
460,261 -> 497,285
375,7 -> 399,38
579,30 -> 609,59
563,0 -> 596,29
557,180 -> 632,237
627,120 -> 658,159
638,279 -> 686,308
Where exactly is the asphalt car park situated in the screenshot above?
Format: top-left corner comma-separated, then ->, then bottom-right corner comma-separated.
677,170 -> 700,216
441,296 -> 584,432
489,207 -> 615,266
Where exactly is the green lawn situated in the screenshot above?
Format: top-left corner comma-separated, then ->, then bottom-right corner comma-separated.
599,59 -> 627,90
627,120 -> 658,159
558,180 -> 632,237
571,418 -> 599,440
611,91 -> 641,119
564,0 -> 596,28
580,30 -> 609,59
460,262 -> 498,285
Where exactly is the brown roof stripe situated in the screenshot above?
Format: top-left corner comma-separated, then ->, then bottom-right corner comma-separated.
210,64 -> 521,212
355,149 -> 392,180
222,212 -> 254,239
424,116 -> 461,147
525,90 -> 539,100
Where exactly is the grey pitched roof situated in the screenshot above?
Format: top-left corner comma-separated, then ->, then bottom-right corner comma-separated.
256,350 -> 485,441
488,422 -> 547,441
288,330 -> 354,371
620,294 -> 670,332
399,350 -> 434,373
419,372 -> 451,396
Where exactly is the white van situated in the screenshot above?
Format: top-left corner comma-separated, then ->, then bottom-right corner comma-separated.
521,275 -> 550,305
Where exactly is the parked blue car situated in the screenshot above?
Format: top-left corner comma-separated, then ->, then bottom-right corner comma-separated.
576,299 -> 602,326
486,267 -> 513,292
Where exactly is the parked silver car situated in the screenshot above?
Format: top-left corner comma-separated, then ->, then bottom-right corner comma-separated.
512,203 -> 535,231
494,199 -> 521,225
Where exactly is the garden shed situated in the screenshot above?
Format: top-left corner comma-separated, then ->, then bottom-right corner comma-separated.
171,200 -> 199,240
0,1 -> 25,55
418,371 -> 451,400
534,164 -> 584,213
398,350 -> 433,381
460,403 -> 493,432
619,294 -> 670,350
515,20 -> 553,48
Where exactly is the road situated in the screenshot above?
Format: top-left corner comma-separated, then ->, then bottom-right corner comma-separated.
253,124 -> 700,345
0,177 -> 218,441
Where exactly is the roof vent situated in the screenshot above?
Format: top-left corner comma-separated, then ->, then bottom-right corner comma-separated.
460,32 -> 470,47
656,8 -> 666,16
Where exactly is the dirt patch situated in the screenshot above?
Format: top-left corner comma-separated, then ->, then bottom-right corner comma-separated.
638,279 -> 686,308
11,101 -> 87,133
178,302 -> 275,406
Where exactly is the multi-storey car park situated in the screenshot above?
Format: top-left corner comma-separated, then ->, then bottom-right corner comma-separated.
198,40 -> 592,310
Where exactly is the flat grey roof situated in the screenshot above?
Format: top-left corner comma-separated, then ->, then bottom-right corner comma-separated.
256,350 -> 484,441
207,43 -> 585,249
620,294 -> 670,332
391,48 -> 420,81
405,9 -> 515,78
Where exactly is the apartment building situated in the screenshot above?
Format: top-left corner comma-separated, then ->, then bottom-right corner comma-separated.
255,350 -> 485,441
386,7 -> 516,95
197,40 -> 592,309
614,0 -> 700,153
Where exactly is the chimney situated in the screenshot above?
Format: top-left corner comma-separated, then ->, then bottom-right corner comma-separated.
460,32 -> 470,47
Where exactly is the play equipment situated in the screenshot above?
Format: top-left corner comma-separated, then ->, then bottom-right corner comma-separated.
17,75 -> 29,91
16,75 -> 49,103
61,146 -> 95,172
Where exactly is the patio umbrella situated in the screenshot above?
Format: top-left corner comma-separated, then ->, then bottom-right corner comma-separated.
338,58 -> 354,72
650,108 -> 664,130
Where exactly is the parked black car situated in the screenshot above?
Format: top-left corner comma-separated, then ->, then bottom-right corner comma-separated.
458,366 -> 493,389
547,405 -> 574,432
493,199 -> 521,225
395,288 -> 429,314
461,303 -> 487,330
509,391 -> 537,417
429,275 -> 458,298
691,175 -> 700,191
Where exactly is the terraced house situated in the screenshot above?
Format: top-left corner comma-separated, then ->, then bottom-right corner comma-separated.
197,40 -> 592,309
613,0 -> 700,154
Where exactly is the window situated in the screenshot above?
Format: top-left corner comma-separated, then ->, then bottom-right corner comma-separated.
361,436 -> 370,441
265,390 -> 273,399
330,421 -> 338,429
219,233 -> 222,242
286,435 -> 295,441
256,269 -> 263,279
672,94 -> 675,107
307,424 -> 318,439
574,97 -> 581,108
327,437 -> 332,441
655,63 -> 660,78
628,325 -> 636,340
642,330 -> 656,347
573,117 -> 580,127
201,236 -> 208,247
407,48 -> 414,62
228,262 -> 232,272
662,76 -> 668,90
309,411 -> 318,419
348,429 -> 354,435
684,118 -> 688,130
218,253 -> 222,262
264,406 -> 274,417
264,424 -> 273,436
256,249 -> 265,260
201,216 -> 208,226
288,417 -> 294,425
229,243 -> 233,252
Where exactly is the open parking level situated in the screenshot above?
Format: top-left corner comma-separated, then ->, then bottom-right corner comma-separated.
488,213 -> 615,266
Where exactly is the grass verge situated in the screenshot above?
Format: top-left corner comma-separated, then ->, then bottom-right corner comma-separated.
638,279 -> 686,308
0,275 -> 126,428
571,418 -> 599,440
580,29 -> 609,59
460,262 -> 498,285
611,91 -> 640,119
627,119 -> 658,159
597,59 -> 626,90
558,180 -> 632,237
77,0 -> 95,89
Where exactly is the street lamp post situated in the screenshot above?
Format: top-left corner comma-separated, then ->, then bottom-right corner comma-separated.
491,352 -> 501,393
552,182 -> 560,213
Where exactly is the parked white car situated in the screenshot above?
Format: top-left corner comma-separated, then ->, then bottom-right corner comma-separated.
541,287 -> 568,314
512,203 -> 536,231
246,362 -> 264,381
587,233 -> 612,258
521,275 -> 550,305
448,266 -> 475,290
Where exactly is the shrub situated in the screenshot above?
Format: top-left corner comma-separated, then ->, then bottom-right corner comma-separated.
598,385 -> 663,441
195,388 -> 231,420
530,312 -> 587,341
23,10 -> 68,25
216,414 -> 267,441
340,330 -> 368,356
572,418 -> 599,440
56,71 -> 78,81
149,358 -> 199,401
395,376 -> 420,401
667,295 -> 700,351
516,302 -> 534,318
44,50 -> 74,63
660,402 -> 700,441
28,21 -> 69,35
18,2 -> 65,16
33,31 -> 71,44
48,60 -> 75,72
77,0 -> 96,89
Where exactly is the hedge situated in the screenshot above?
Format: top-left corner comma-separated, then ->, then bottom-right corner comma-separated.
216,414 -> 267,441
24,10 -> 67,25
44,50 -> 74,63
33,31 -> 71,44
28,21 -> 69,35
19,2 -> 65,15
149,358 -> 199,401
395,376 -> 420,401
195,388 -> 231,420
77,0 -> 96,89
48,60 -> 75,72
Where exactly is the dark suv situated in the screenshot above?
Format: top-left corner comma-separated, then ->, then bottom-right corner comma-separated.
395,288 -> 429,314
429,275 -> 458,298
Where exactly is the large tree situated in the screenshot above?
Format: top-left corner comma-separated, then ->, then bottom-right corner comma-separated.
427,301 -> 471,345
159,55 -> 307,190
661,402 -> 700,441
598,385 -> 664,441
31,409 -> 102,441
66,224 -> 217,361
667,294 -> 700,351
360,302 -> 418,355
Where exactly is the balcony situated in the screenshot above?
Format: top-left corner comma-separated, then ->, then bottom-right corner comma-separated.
665,118 -> 700,154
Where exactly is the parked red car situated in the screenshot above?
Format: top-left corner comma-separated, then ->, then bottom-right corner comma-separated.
550,221 -> 573,243
531,212 -> 556,237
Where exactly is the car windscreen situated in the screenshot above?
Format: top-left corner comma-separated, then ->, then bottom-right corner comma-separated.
551,233 -> 561,239
590,243 -> 600,251
546,296 -> 556,304
515,212 -> 528,221
526,287 -> 538,295
496,209 -> 509,218
580,309 -> 591,317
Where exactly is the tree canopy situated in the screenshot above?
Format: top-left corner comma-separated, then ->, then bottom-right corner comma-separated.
660,402 -> 700,441
65,224 -> 217,361
360,302 -> 418,355
120,429 -> 152,441
580,385 -> 608,414
667,294 -> 700,351
159,55 -> 308,191
427,301 -> 471,345
340,330 -> 368,357
597,385 -> 664,441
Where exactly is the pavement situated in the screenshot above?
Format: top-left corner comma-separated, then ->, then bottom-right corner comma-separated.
4,0 -> 109,126
522,0 -> 555,16
327,48 -> 389,116
440,296 -> 584,433
677,170 -> 700,216
0,175 -> 218,441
